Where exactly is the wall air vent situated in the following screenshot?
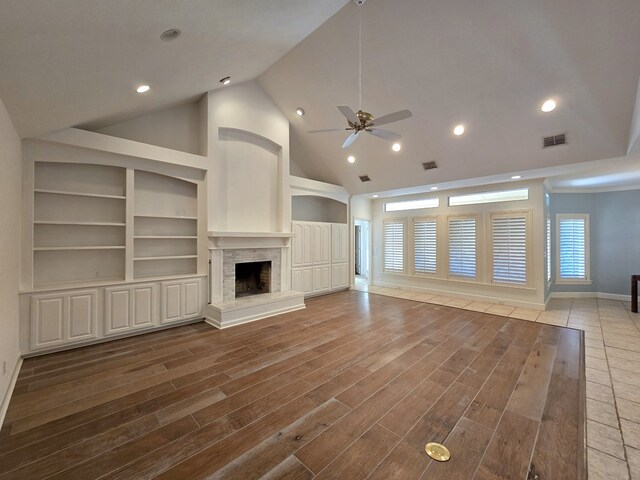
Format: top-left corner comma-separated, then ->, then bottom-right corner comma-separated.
422,161 -> 438,170
543,133 -> 567,148
359,175 -> 371,182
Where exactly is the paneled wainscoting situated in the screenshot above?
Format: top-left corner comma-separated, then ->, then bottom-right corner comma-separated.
0,291 -> 585,479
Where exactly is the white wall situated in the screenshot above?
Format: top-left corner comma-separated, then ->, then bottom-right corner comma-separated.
206,80 -> 291,232
292,196 -> 347,223
371,181 -> 546,309
96,101 -> 204,155
0,98 -> 22,410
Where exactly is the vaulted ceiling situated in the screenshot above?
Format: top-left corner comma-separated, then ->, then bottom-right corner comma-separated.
1,0 -> 639,195
259,0 -> 640,194
0,0 -> 348,137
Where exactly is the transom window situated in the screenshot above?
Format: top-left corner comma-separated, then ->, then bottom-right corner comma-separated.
449,188 -> 529,207
385,197 -> 439,212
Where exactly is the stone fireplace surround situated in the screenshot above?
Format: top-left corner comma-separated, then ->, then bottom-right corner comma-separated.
205,232 -> 305,329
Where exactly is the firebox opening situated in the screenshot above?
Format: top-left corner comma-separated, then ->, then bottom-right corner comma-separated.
235,261 -> 271,298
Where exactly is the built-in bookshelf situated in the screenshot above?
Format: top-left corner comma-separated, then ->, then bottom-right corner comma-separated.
31,164 -> 200,288
33,163 -> 127,287
133,171 -> 198,279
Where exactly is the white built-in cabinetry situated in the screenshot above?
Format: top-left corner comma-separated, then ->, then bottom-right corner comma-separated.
22,161 -> 206,354
291,222 -> 348,297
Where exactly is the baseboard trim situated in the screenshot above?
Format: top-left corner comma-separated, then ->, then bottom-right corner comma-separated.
371,280 -> 546,311
550,292 -> 632,302
0,357 -> 22,429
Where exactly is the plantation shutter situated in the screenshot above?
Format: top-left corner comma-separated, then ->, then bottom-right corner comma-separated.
492,215 -> 527,285
546,216 -> 551,282
559,217 -> 587,279
414,219 -> 437,274
448,217 -> 476,278
384,221 -> 404,273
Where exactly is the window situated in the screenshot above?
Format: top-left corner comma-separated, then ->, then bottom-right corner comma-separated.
557,214 -> 590,283
384,220 -> 404,273
448,217 -> 476,279
449,188 -> 529,207
385,197 -> 439,212
492,214 -> 527,285
413,218 -> 437,274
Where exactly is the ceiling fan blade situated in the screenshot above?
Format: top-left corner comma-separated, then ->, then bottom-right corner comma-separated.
372,109 -> 413,127
367,129 -> 402,141
337,106 -> 359,125
308,128 -> 348,133
342,131 -> 360,149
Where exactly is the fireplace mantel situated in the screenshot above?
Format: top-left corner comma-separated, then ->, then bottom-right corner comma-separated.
208,231 -> 294,250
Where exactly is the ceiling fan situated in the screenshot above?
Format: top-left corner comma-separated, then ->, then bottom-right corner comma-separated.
309,106 -> 413,149
308,0 -> 413,149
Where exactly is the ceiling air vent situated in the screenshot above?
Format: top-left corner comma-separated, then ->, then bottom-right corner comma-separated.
543,133 -> 567,148
422,161 -> 438,170
359,175 -> 371,182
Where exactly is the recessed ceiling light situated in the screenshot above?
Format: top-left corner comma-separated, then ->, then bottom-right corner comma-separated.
160,28 -> 181,41
347,155 -> 356,164
453,125 -> 465,136
220,76 -> 231,86
392,143 -> 402,152
372,195 -> 379,198
136,85 -> 150,94
511,175 -> 522,180
296,107 -> 305,116
430,186 -> 438,190
541,99 -> 556,112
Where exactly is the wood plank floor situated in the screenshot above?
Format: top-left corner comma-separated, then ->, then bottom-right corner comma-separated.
0,291 -> 586,479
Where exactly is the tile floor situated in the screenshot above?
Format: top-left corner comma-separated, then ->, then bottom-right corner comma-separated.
353,280 -> 640,480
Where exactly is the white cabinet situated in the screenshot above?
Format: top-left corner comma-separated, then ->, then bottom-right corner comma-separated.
312,223 -> 331,264
105,283 -> 157,335
292,221 -> 349,297
332,223 -> 348,263
31,289 -> 98,350
292,267 -> 313,295
161,278 -> 202,324
312,265 -> 331,293
332,263 -> 348,290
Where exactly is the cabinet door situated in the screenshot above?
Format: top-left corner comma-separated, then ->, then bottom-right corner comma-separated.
183,280 -> 201,318
301,223 -> 313,266
312,265 -> 331,293
132,283 -> 157,328
68,291 -> 97,341
292,223 -> 303,267
332,224 -> 348,263
312,223 -> 331,265
332,263 -> 348,290
161,282 -> 183,324
105,287 -> 131,335
292,268 -> 304,293
31,294 -> 65,349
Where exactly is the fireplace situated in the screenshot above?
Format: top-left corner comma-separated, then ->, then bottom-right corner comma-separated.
235,261 -> 271,298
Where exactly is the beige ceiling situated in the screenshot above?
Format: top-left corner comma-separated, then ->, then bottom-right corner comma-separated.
0,0 -> 348,137
259,0 -> 640,194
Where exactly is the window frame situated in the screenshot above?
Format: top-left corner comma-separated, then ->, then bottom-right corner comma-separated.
447,214 -> 479,282
489,210 -> 532,288
411,215 -> 439,277
382,218 -> 406,274
555,213 -> 591,285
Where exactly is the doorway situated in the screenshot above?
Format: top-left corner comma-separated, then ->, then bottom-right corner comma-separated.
354,219 -> 370,283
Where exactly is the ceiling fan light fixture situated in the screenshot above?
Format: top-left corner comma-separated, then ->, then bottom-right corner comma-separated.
392,143 -> 402,152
